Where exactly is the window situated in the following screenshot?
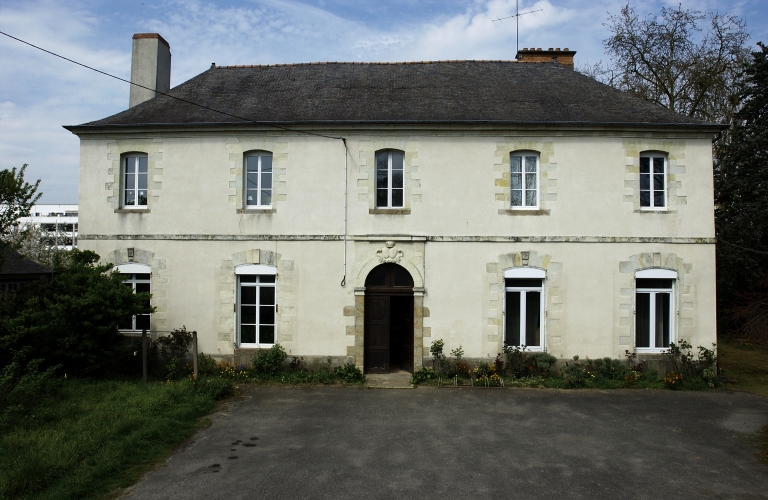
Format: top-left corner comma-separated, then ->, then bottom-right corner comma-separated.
236,264 -> 277,347
640,153 -> 666,209
115,263 -> 151,331
376,150 -> 404,208
122,154 -> 148,208
635,269 -> 676,351
504,268 -> 545,351
0,282 -> 19,293
245,152 -> 272,207
510,152 -> 539,209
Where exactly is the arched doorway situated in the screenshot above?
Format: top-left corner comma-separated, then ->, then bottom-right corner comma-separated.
364,263 -> 414,373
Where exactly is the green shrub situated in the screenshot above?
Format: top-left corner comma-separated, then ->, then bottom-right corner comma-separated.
410,367 -> 436,384
252,344 -> 287,377
333,363 -> 365,383
197,353 -> 217,376
562,356 -> 587,387
194,376 -> 236,400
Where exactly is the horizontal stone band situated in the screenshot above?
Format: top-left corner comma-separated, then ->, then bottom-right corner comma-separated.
78,234 -> 716,244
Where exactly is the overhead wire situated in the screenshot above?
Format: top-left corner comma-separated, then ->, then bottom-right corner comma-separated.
0,30 -> 345,141
1,29 -> 353,287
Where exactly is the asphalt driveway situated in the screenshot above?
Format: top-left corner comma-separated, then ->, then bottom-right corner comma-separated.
123,387 -> 768,499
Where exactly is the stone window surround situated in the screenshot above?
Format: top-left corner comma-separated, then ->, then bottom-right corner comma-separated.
220,248 -> 296,357
495,139 -> 557,216
357,138 -> 422,214
106,139 -> 163,212
104,247 -> 169,334
486,250 -> 563,356
227,137 -> 288,213
618,252 -> 694,355
623,140 -> 687,212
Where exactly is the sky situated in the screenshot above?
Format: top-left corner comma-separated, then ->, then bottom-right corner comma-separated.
1,0 -> 766,203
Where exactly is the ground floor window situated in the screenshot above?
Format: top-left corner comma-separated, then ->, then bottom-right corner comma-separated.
504,272 -> 544,350
635,278 -> 674,351
237,265 -> 277,347
118,270 -> 151,331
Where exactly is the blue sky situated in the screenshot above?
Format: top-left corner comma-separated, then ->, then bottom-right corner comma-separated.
1,0 -> 766,202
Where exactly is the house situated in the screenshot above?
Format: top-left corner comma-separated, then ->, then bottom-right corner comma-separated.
64,34 -> 721,373
0,247 -> 50,293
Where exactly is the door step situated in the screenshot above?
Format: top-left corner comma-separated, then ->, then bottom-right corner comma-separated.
366,371 -> 413,389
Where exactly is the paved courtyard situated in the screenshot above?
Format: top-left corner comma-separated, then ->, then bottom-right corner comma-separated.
123,387 -> 768,499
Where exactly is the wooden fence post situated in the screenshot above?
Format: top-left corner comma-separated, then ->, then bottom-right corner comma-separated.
192,331 -> 198,379
142,329 -> 147,382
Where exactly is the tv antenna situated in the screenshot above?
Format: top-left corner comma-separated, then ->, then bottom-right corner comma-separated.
492,1 -> 544,55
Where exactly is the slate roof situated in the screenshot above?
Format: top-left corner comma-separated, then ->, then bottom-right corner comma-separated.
67,61 -> 720,130
0,247 -> 50,276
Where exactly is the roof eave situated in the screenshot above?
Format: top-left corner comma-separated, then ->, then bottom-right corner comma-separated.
63,120 -> 726,136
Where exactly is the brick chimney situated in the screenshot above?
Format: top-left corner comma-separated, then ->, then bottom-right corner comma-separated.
129,33 -> 171,108
515,47 -> 576,69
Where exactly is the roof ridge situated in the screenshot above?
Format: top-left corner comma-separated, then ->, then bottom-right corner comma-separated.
214,60 -> 518,69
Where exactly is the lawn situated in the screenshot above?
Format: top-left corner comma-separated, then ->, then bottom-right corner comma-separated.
0,379 -> 218,500
718,338 -> 768,463
719,339 -> 768,398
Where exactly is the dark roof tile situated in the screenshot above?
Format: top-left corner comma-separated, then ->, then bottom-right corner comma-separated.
69,61 -> 718,129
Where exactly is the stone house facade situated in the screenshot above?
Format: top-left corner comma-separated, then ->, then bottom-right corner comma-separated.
65,34 -> 721,372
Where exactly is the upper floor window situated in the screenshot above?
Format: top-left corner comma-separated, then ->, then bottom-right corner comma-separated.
245,152 -> 272,207
640,153 -> 666,209
123,154 -> 148,208
510,152 -> 539,209
376,150 -> 404,208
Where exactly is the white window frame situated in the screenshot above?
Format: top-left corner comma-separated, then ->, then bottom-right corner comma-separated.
510,152 -> 539,209
122,154 -> 148,209
375,150 -> 405,208
634,268 -> 677,352
503,267 -> 546,351
639,152 -> 667,210
235,264 -> 277,347
115,263 -> 151,332
244,152 -> 273,208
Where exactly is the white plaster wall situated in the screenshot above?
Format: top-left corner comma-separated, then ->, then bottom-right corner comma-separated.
76,127 -> 717,363
77,132 -> 716,239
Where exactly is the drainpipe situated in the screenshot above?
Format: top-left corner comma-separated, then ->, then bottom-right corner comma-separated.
341,138 -> 348,287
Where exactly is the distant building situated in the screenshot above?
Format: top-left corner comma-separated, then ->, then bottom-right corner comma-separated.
18,204 -> 79,249
0,247 -> 50,293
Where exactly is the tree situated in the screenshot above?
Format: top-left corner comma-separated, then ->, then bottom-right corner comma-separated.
0,165 -> 42,268
584,4 -> 749,124
0,249 -> 154,375
714,43 -> 768,338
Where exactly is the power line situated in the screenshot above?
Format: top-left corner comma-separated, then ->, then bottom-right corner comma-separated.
0,30 -> 345,142
717,238 -> 768,255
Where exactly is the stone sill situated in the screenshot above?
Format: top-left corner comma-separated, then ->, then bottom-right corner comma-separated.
498,209 -> 550,216
237,208 -> 276,214
369,208 -> 411,215
636,209 -> 674,214
114,208 -> 150,214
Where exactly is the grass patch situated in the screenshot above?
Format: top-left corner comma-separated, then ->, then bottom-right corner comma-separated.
719,339 -> 768,398
718,339 -> 768,465
0,378 -> 217,500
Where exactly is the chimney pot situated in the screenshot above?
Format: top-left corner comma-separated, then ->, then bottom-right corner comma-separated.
548,48 -> 553,51
129,33 -> 171,108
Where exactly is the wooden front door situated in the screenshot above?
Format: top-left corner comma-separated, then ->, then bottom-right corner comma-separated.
364,264 -> 414,374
